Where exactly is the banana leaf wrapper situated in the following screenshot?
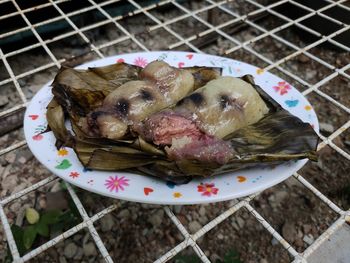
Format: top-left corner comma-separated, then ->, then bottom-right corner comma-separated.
47,69 -> 318,183
48,63 -> 222,142
51,63 -> 142,116
51,63 -> 222,116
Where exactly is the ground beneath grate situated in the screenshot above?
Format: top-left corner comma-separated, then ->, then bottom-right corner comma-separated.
1,1 -> 350,262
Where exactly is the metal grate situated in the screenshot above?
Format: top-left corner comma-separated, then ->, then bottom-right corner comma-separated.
0,0 -> 349,262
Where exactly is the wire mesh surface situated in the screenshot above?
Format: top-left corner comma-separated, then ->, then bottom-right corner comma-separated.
0,0 -> 349,262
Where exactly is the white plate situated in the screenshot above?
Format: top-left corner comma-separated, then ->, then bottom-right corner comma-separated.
24,51 -> 319,205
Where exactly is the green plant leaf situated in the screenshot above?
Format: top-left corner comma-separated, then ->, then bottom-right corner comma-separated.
35,221 -> 49,237
60,211 -> 80,230
11,225 -> 26,255
174,255 -> 200,263
49,221 -> 65,237
68,199 -> 81,219
41,210 -> 61,225
23,225 -> 37,250
59,181 -> 68,190
4,247 -> 13,263
220,249 -> 241,263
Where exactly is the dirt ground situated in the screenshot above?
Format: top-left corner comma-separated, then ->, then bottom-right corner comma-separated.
1,1 -> 350,262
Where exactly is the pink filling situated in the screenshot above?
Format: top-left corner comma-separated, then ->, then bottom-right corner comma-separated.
145,112 -> 203,145
143,112 -> 234,164
166,134 -> 233,164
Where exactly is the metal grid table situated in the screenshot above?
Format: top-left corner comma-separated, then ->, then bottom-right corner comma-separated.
0,0 -> 349,262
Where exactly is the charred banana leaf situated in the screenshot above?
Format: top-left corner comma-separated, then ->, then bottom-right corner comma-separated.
47,61 -> 318,183
74,76 -> 318,182
49,62 -> 224,142
183,66 -> 222,90
46,98 -> 74,149
78,108 -> 318,181
52,63 -> 142,115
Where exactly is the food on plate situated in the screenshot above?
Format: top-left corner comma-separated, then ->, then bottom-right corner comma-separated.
52,62 -> 141,112
46,59 -> 319,183
48,60 -> 221,147
86,61 -> 195,140
138,76 -> 269,143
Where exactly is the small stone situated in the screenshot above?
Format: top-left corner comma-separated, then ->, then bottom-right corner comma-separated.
59,256 -> 67,263
47,248 -> 58,261
73,247 -> 83,260
148,209 -> 164,228
303,224 -> 312,234
165,232 -> 176,245
131,213 -> 138,221
211,253 -> 222,262
295,238 -> 304,247
46,191 -> 68,211
260,259 -> 268,263
217,233 -> 224,240
229,199 -> 239,206
1,165 -> 11,179
12,183 -> 28,193
198,206 -> 206,216
15,207 -> 27,227
320,122 -> 335,134
236,216 -> 245,228
177,215 -> 187,225
271,237 -> 279,246
73,234 -> 82,242
50,181 -> 62,192
56,241 -> 65,248
198,215 -> 208,225
142,229 -> 148,236
18,79 -> 26,86
83,242 -> 97,257
192,212 -> 199,220
282,222 -> 297,242
274,190 -> 288,203
10,202 -> 21,212
332,136 -> 344,148
0,95 -> 9,107
336,58 -> 343,66
231,221 -> 240,231
18,157 -> 26,164
285,177 -> 299,188
305,70 -> 317,80
4,152 -> 16,164
268,194 -> 276,203
298,54 -> 310,63
117,209 -> 130,219
188,220 -> 202,233
64,242 -> 77,259
39,198 -> 46,209
100,214 -> 114,232
297,229 -> 303,238
303,234 -> 314,245
173,205 -> 182,214
82,232 -> 90,245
